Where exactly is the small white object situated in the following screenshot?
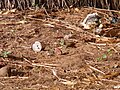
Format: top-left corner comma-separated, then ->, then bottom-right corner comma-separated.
99,24 -> 103,29
32,41 -> 42,52
81,13 -> 99,29
95,28 -> 102,34
113,85 -> 120,89
64,33 -> 72,40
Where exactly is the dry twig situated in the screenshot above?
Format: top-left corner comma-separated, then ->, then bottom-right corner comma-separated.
86,62 -> 105,75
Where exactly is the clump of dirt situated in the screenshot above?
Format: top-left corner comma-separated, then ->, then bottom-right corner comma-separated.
0,8 -> 120,90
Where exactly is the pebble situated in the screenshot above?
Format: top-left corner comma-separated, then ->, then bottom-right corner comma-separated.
0,66 -> 10,77
54,47 -> 62,55
32,41 -> 42,52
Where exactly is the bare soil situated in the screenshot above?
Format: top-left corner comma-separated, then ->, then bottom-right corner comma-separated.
0,8 -> 120,90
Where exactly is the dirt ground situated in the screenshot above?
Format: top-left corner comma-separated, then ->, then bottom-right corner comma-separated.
0,7 -> 120,90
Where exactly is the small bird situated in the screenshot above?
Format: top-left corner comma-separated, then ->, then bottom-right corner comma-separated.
32,41 -> 42,53
81,13 -> 101,29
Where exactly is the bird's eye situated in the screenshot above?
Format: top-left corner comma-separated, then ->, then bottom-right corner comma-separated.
37,45 -> 39,48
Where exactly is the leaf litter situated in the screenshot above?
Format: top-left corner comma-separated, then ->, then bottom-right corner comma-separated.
0,7 -> 119,90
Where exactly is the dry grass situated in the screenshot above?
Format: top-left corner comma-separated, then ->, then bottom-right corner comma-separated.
0,0 -> 120,10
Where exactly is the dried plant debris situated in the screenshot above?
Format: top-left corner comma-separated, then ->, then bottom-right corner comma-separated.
0,0 -> 120,10
80,11 -> 120,38
0,3 -> 120,89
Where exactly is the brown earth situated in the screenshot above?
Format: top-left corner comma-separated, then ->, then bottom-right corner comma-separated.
0,8 -> 120,90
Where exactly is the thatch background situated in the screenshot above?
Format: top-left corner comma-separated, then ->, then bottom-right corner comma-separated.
0,0 -> 120,10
